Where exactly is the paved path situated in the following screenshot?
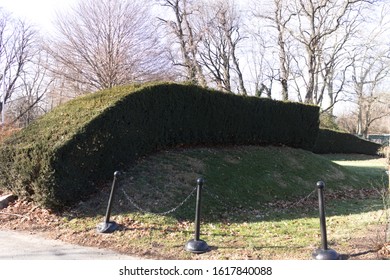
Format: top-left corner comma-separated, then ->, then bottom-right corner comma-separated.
0,230 -> 139,260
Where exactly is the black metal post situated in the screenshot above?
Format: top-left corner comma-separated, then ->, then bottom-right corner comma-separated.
96,171 -> 121,233
318,181 -> 328,251
194,178 -> 203,241
312,181 -> 340,260
185,178 -> 209,254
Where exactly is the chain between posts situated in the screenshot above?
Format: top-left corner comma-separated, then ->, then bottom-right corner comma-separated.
121,182 -> 317,217
121,186 -> 197,215
288,188 -> 317,208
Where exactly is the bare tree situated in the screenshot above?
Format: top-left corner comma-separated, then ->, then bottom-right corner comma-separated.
246,32 -> 276,98
339,93 -> 390,137
352,52 -> 390,137
196,0 -> 247,94
9,51 -> 54,126
158,0 -> 207,86
337,112 -> 357,134
285,0 -> 374,105
255,0 -> 293,100
47,0 -> 171,92
347,4 -> 390,137
0,9 -> 37,125
250,44 -> 272,98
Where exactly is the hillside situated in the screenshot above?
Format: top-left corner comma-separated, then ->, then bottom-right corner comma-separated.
77,145 -> 386,221
1,145 -> 387,260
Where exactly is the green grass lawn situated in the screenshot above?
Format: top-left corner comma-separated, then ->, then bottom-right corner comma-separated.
323,154 -> 387,179
63,146 -> 389,259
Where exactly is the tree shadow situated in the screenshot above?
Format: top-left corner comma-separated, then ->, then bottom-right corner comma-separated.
63,158 -> 389,228
71,182 -> 386,225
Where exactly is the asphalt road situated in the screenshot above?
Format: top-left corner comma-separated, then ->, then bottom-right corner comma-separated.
0,230 -> 139,260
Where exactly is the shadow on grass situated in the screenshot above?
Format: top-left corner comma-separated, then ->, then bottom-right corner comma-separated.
76,177 -> 387,224
73,187 -> 385,225
68,148 -> 388,225
70,164 -> 388,224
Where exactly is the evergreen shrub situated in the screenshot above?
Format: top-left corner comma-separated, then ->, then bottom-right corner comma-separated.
0,83 -> 319,208
313,128 -> 381,155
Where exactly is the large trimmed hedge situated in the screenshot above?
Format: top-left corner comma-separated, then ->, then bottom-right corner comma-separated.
313,128 -> 381,155
0,83 -> 319,209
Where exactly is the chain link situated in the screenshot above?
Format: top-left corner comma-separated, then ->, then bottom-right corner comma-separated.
287,188 -> 317,208
121,186 -> 197,215
120,180 -> 317,217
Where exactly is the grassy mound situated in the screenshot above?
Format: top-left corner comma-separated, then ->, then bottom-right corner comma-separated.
83,145 -> 386,221
0,83 -> 319,209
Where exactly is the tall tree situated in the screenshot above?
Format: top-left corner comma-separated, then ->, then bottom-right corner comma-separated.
9,51 -> 54,127
197,0 -> 247,95
246,31 -> 276,99
255,0 -> 293,100
158,0 -> 207,86
286,0 -> 373,105
47,0 -> 171,92
350,47 -> 390,137
347,3 -> 390,137
0,9 -> 37,125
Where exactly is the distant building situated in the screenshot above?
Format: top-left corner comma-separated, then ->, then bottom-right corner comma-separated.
367,134 -> 390,145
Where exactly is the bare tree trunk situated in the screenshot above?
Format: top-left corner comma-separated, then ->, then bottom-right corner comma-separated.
0,12 -> 37,124
287,0 -> 371,105
275,0 -> 289,100
159,0 -> 206,86
255,0 -> 290,100
196,0 -> 246,94
228,36 -> 247,95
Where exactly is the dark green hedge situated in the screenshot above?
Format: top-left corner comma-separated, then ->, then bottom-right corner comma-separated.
0,83 -> 319,209
313,128 -> 381,155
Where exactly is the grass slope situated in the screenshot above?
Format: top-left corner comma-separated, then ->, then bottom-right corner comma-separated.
62,146 -> 388,260
78,145 -> 387,222
2,146 -> 387,259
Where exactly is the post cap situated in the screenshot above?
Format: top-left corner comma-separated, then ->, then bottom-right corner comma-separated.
316,181 -> 325,189
114,171 -> 121,177
197,177 -> 205,185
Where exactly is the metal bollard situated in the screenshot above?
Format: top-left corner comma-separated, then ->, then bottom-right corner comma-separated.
96,171 -> 121,233
185,177 -> 210,254
312,181 -> 340,260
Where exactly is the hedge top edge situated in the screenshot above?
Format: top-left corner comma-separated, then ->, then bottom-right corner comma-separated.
0,82 -> 321,208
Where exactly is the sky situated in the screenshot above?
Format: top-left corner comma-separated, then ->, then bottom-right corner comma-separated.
0,0 -> 77,32
1,0 -> 254,32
